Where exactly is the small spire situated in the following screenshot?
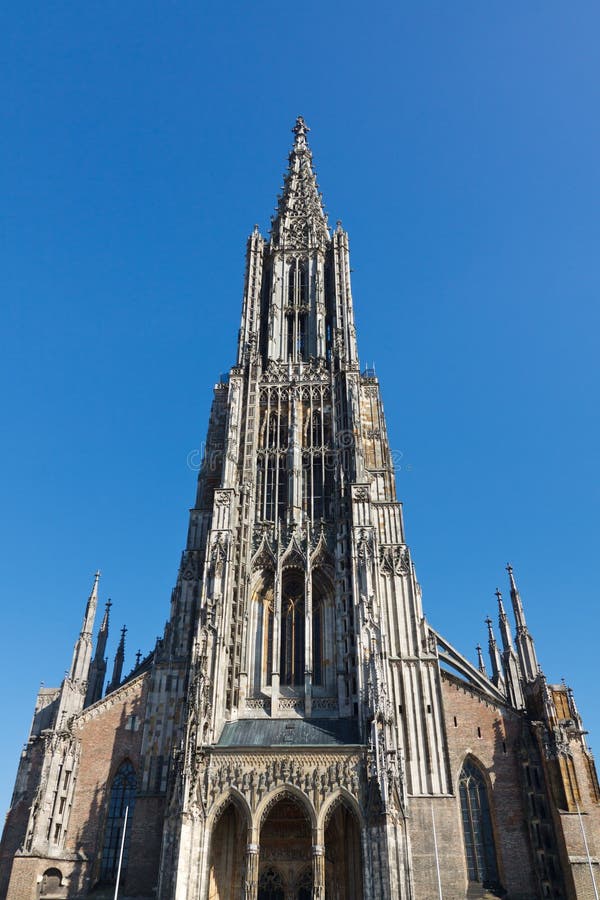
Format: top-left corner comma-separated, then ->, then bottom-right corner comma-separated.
81,571 -> 101,637
506,563 -> 526,630
496,589 -> 515,652
106,625 -> 127,694
135,649 -> 142,668
485,616 -> 505,691
476,644 -> 488,677
85,597 -> 111,707
506,563 -> 539,682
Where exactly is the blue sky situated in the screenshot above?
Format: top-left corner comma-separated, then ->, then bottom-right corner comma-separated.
1,3 -> 599,818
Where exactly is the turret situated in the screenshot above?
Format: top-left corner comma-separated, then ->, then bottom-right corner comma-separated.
496,589 -> 525,710
106,625 -> 126,694
85,599 -> 111,706
507,563 -> 539,682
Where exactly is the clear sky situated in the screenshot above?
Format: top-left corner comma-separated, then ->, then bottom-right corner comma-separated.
1,3 -> 599,819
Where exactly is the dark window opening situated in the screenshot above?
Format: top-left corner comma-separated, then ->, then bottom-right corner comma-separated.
459,759 -> 500,889
99,760 -> 136,885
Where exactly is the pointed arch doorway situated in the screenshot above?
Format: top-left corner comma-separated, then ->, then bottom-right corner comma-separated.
257,795 -> 313,900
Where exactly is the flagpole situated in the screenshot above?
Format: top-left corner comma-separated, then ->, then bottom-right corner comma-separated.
575,798 -> 599,900
113,804 -> 129,900
431,801 -> 443,899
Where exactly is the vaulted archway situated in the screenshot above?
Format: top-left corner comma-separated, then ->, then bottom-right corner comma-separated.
324,798 -> 363,900
258,794 -> 313,899
207,799 -> 247,900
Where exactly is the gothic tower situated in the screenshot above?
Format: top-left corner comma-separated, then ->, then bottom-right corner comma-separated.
2,118 -> 600,900
157,114 -> 450,899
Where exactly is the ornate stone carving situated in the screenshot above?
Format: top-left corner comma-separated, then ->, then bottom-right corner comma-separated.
378,544 -> 410,577
203,750 -> 364,822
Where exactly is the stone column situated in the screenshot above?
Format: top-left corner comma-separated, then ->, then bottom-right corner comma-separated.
244,843 -> 259,900
312,843 -> 325,900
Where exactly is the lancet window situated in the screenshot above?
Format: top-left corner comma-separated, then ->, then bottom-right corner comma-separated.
100,760 -> 137,884
459,759 -> 500,888
257,398 -> 289,522
286,258 -> 309,362
302,396 -> 333,521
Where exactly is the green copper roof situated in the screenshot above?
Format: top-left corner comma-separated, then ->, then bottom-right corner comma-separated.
217,718 -> 362,748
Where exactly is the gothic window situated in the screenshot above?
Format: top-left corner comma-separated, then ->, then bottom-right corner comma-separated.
459,759 -> 499,888
312,410 -> 322,447
99,760 -> 136,884
298,312 -> 307,359
296,867 -> 312,900
287,259 -> 309,361
280,573 -> 305,686
268,412 -> 278,448
287,312 -> 294,361
258,868 -> 284,900
265,456 -> 276,521
277,457 -> 287,520
312,598 -> 323,685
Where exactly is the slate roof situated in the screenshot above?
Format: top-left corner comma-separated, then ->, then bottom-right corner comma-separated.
217,717 -> 363,747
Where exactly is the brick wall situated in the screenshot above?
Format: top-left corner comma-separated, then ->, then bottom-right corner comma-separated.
3,674 -> 164,900
407,673 -> 538,900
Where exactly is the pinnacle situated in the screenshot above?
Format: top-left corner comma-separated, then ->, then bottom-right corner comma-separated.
270,116 -> 329,250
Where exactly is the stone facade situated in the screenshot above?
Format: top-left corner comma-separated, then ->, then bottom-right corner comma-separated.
1,118 -> 599,900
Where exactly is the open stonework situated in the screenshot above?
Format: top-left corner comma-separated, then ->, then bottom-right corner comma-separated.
2,119 -> 599,900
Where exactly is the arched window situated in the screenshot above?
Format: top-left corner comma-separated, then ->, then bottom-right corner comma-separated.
280,573 -> 305,686
39,868 -> 62,896
459,760 -> 500,888
100,760 -> 136,885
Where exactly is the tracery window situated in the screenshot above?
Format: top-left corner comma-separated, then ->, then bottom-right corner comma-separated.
459,759 -> 499,888
99,760 -> 137,884
287,259 -> 309,361
258,867 -> 284,900
280,573 -> 305,686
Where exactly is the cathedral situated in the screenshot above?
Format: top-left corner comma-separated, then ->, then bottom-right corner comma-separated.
2,118 -> 599,900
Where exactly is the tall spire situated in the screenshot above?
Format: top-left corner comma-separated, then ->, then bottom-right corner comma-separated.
495,588 -> 514,653
507,563 -> 539,682
106,625 -> 126,695
69,571 -> 100,685
85,599 -> 111,707
270,116 -> 329,251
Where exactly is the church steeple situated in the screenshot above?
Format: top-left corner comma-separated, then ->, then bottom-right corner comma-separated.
236,117 -> 358,369
507,563 -> 539,682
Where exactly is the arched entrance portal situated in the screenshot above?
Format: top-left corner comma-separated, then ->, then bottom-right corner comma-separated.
207,801 -> 246,899
258,796 -> 312,900
324,801 -> 363,900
